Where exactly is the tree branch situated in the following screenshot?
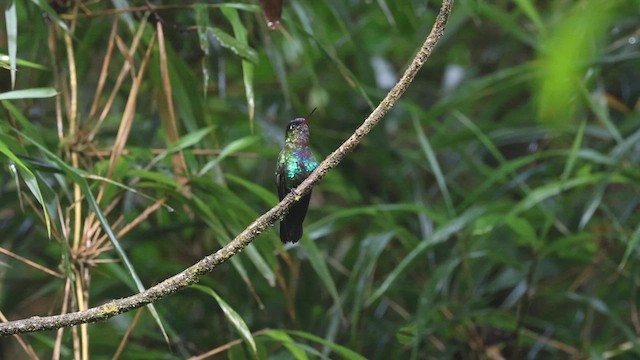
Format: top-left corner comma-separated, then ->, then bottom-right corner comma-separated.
0,0 -> 453,336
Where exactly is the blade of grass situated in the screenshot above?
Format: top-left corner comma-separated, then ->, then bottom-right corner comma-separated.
300,236 -> 344,318
578,82 -> 622,143
561,119 -> 586,181
261,330 -> 309,360
348,232 -> 394,337
0,54 -> 48,71
221,7 -> 256,130
4,0 -> 17,89
194,4 -> 211,97
286,330 -> 366,360
413,116 -> 455,216
367,206 -> 485,306
198,136 -> 259,176
0,88 -> 58,100
619,222 -> 640,270
0,138 -> 52,237
509,173 -> 609,216
192,285 -> 258,357
513,0 -> 545,34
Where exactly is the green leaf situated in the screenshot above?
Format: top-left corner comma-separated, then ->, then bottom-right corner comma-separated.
192,285 -> 257,356
367,207 -> 485,305
561,119 -> 586,181
16,130 -> 170,344
244,243 -> 276,287
148,126 -> 215,169
396,325 -> 417,345
261,330 -> 309,360
509,173 -> 606,216
0,139 -> 52,237
300,237 -> 343,317
413,116 -> 454,216
194,3 -> 210,96
513,0 -> 545,33
543,233 -> 597,261
619,222 -> 640,269
226,174 -> 278,206
505,216 -> 541,250
286,330 -> 366,360
4,0 -> 17,89
0,87 -> 57,100
199,136 -> 259,175
208,27 -> 259,64
221,7 -> 255,126
0,53 -> 48,71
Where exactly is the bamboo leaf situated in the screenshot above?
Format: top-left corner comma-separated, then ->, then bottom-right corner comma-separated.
0,88 -> 57,100
193,285 -> 258,356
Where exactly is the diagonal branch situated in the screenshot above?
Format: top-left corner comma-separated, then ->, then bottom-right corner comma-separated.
0,0 -> 453,337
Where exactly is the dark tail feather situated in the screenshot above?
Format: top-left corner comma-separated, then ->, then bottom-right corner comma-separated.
280,219 -> 303,243
279,192 -> 312,243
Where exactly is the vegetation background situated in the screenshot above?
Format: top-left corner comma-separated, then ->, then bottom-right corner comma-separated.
0,0 -> 639,358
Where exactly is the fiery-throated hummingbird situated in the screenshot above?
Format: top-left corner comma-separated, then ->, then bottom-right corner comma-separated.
276,109 -> 319,243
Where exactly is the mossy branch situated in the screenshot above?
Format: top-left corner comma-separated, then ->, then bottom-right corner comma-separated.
0,0 -> 453,337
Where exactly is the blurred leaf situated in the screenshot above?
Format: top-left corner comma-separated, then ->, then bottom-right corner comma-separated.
509,173 -> 607,215
513,0 -> 545,33
367,207 -> 485,305
4,0 -> 17,89
199,136 -> 259,175
261,330 -> 309,360
561,119 -> 586,181
16,130 -> 170,344
348,232 -> 394,333
287,330 -> 366,360
543,233 -> 597,261
0,54 -> 48,70
413,117 -> 454,216
536,0 -> 614,128
578,82 -> 622,143
226,174 -> 278,206
0,138 -> 52,237
221,6 -> 255,127
300,236 -> 343,316
505,216 -> 541,250
29,0 -> 69,32
149,126 -> 215,169
244,243 -> 276,287
620,222 -> 640,269
193,285 -> 258,356
194,3 -> 211,96
396,325 -> 417,346
218,3 -> 261,12
0,87 -> 57,100
208,27 -> 259,64
472,1 -> 537,47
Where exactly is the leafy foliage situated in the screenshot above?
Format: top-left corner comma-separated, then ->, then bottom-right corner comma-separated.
0,0 -> 639,358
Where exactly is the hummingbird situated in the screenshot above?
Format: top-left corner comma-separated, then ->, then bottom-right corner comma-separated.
276,109 -> 319,243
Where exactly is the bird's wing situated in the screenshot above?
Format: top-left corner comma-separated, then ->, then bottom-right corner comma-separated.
277,164 -> 288,201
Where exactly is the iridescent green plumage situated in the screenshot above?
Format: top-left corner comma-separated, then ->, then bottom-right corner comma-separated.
276,112 -> 318,243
